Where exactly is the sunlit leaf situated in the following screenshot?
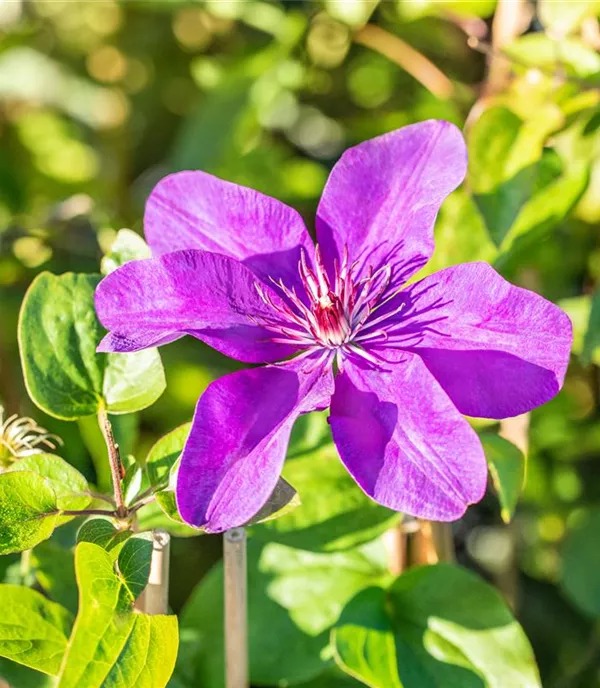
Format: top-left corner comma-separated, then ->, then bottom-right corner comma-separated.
19,272 -> 165,420
495,159 -> 589,268
251,443 -> 400,552
57,542 -> 178,688
144,423 -> 191,491
117,534 -> 153,603
76,518 -> 131,556
8,453 -> 89,523
506,34 -> 600,80
333,564 -> 541,688
538,0 -> 600,35
582,289 -> 600,365
176,539 -> 388,687
468,105 -> 564,247
481,433 -> 526,523
0,585 -> 72,675
101,229 -> 151,275
0,472 -> 58,554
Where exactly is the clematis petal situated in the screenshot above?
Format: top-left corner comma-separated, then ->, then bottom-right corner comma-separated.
144,171 -> 315,290
329,351 -> 487,521
381,262 -> 572,419
95,249 -> 299,363
176,356 -> 334,532
316,120 -> 467,287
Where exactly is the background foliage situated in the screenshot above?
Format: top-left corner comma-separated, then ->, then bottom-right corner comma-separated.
0,0 -> 600,686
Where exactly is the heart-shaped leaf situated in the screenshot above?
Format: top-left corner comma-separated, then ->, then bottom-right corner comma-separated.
57,542 -> 178,688
117,534 -> 153,603
77,518 -> 132,556
333,564 -> 541,688
19,272 -> 165,420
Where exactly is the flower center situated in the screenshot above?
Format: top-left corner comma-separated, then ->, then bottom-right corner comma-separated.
254,245 -> 408,369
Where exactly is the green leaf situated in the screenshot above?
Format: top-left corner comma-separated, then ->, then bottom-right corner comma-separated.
18,272 -> 165,420
76,518 -> 132,555
117,534 -> 153,603
538,0 -> 600,35
495,160 -> 589,269
142,423 -> 202,532
0,657 -> 54,687
177,539 -> 388,687
506,34 -> 600,80
19,273 -> 104,419
0,584 -> 72,675
559,295 -> 592,361
295,666 -> 365,687
426,189 -> 497,275
169,71 -> 252,172
123,455 -> 143,505
135,499 -> 200,537
481,433 -> 526,523
468,105 -> 564,246
144,423 -> 191,491
582,289 -> 600,365
251,444 -> 400,552
101,229 -> 151,275
333,564 -> 541,688
0,472 -> 58,554
561,507 -> 600,617
8,453 -> 89,522
57,542 -> 178,688
288,410 -> 332,458
103,348 -> 166,415
31,541 -> 77,614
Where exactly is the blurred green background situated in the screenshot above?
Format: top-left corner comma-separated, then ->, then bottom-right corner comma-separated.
1,0 -> 600,686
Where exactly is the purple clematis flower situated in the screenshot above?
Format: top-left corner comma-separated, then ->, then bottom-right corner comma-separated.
95,120 -> 572,533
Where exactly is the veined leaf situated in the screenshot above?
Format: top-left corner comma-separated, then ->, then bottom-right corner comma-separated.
19,272 -> 165,420
0,472 -> 58,554
8,453 -> 90,523
57,542 -> 178,688
0,585 -> 72,675
333,564 -> 541,688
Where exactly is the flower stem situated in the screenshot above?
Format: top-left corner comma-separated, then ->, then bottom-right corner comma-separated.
97,407 -> 127,519
224,527 -> 248,688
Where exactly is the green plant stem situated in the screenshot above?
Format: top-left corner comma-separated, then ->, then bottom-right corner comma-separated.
97,407 -> 127,518
129,495 -> 156,515
83,491 -> 115,505
58,508 -> 117,517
